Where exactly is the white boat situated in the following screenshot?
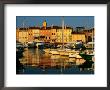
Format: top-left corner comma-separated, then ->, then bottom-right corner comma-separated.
44,49 -> 50,53
69,53 -> 76,58
57,49 -> 68,56
76,55 -> 85,65
49,50 -> 60,55
50,55 -> 60,59
68,58 -> 76,62
69,51 -> 79,58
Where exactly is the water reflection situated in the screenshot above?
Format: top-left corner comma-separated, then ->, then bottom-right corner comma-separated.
18,48 -> 94,74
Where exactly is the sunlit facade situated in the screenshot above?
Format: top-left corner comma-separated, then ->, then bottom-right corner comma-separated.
16,20 -> 95,44
71,32 -> 86,43
56,27 -> 72,43
17,28 -> 28,44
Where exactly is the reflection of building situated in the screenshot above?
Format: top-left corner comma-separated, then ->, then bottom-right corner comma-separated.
71,32 -> 86,43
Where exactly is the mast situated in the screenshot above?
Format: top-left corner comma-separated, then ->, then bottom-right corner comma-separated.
22,19 -> 25,28
92,28 -> 94,49
62,16 -> 64,49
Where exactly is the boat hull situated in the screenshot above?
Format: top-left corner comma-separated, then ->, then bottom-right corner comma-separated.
79,54 -> 94,61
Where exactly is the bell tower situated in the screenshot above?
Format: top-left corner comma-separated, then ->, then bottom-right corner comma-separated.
42,20 -> 47,29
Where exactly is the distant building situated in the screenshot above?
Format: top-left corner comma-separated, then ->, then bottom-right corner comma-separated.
76,27 -> 85,32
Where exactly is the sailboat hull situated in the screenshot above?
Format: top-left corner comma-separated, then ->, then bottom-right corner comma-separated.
79,54 -> 94,61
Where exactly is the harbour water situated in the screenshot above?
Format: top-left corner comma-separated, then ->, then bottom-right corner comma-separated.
17,48 -> 94,74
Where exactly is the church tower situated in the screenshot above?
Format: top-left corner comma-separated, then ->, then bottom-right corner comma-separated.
42,20 -> 47,29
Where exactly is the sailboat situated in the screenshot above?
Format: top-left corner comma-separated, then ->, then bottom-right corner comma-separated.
79,29 -> 94,61
50,17 -> 65,55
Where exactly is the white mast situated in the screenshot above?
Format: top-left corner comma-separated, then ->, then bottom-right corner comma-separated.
22,20 -> 25,28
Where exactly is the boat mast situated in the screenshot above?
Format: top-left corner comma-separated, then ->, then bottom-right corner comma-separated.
92,28 -> 94,50
22,19 -> 25,28
62,16 -> 64,49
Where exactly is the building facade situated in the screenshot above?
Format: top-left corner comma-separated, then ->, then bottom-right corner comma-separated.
71,32 -> 86,43
83,28 -> 94,43
17,28 -> 28,44
29,27 -> 40,42
56,26 -> 72,43
16,20 -> 94,45
39,28 -> 51,42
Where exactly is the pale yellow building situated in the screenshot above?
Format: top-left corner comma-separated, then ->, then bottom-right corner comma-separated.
50,26 -> 58,43
29,27 -> 40,42
71,32 -> 86,43
17,28 -> 28,44
56,26 -> 72,43
16,27 -> 40,44
16,28 -> 19,41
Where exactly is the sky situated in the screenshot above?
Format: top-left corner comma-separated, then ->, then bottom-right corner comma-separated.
16,16 -> 94,29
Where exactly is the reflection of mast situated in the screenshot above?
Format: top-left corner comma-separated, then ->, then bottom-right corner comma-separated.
62,16 -> 64,49
60,59 -> 63,74
36,48 -> 40,64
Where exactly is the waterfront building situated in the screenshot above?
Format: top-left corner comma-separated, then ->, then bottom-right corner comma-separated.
28,29 -> 34,42
56,26 -> 72,44
16,20 -> 94,45
50,26 -> 59,43
39,27 -> 51,43
83,28 -> 94,43
16,28 -> 19,42
17,28 -> 28,44
71,32 -> 86,43
39,21 -> 51,43
29,27 -> 40,42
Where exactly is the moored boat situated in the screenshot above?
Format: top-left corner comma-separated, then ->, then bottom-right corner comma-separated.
49,50 -> 60,55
